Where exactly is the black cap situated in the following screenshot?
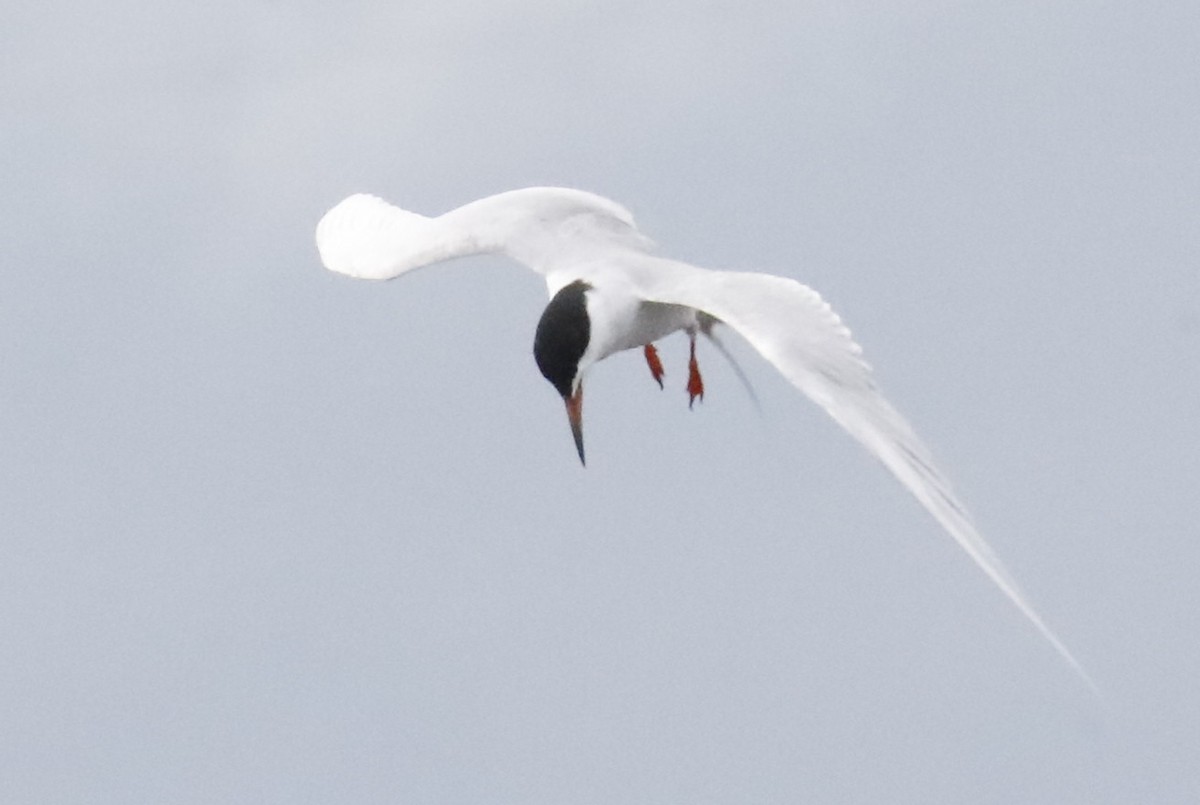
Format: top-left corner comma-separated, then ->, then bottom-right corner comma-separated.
533,280 -> 591,398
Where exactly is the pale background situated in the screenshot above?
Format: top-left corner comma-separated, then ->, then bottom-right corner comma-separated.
4,2 -> 1198,802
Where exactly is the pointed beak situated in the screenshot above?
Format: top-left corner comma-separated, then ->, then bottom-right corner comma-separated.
564,385 -> 585,466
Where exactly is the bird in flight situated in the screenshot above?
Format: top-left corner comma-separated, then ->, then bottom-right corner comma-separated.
315,186 -> 1095,692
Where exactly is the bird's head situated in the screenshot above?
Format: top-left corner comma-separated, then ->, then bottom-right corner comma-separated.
533,280 -> 592,465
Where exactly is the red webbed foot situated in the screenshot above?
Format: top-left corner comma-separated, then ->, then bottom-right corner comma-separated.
644,343 -> 665,389
687,336 -> 704,409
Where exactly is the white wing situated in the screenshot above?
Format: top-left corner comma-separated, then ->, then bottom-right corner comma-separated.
635,263 -> 1097,692
316,188 -> 652,280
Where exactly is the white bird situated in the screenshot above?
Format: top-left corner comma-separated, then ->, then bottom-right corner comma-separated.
315,187 -> 1096,692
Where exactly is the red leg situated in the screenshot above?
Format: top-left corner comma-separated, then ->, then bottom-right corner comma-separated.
643,343 -> 665,389
687,335 -> 704,408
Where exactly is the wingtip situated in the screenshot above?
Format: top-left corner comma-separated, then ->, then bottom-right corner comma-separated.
315,193 -> 433,280
1040,625 -> 1103,700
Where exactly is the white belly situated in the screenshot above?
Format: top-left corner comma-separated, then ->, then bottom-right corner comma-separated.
586,290 -> 697,364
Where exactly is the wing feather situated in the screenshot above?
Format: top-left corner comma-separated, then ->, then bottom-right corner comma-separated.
316,188 -> 653,281
642,267 -> 1097,692
316,194 -> 442,280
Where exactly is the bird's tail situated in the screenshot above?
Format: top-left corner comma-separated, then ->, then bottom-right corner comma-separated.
699,314 -> 762,410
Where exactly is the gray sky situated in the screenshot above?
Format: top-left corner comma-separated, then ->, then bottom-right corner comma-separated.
4,2 -> 1199,802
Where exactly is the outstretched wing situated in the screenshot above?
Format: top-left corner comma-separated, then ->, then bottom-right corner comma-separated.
639,264 -> 1096,691
316,188 -> 653,281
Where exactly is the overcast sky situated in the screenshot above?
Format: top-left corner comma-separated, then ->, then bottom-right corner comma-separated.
4,2 -> 1199,802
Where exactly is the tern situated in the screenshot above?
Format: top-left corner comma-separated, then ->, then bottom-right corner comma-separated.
316,186 -> 1096,692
